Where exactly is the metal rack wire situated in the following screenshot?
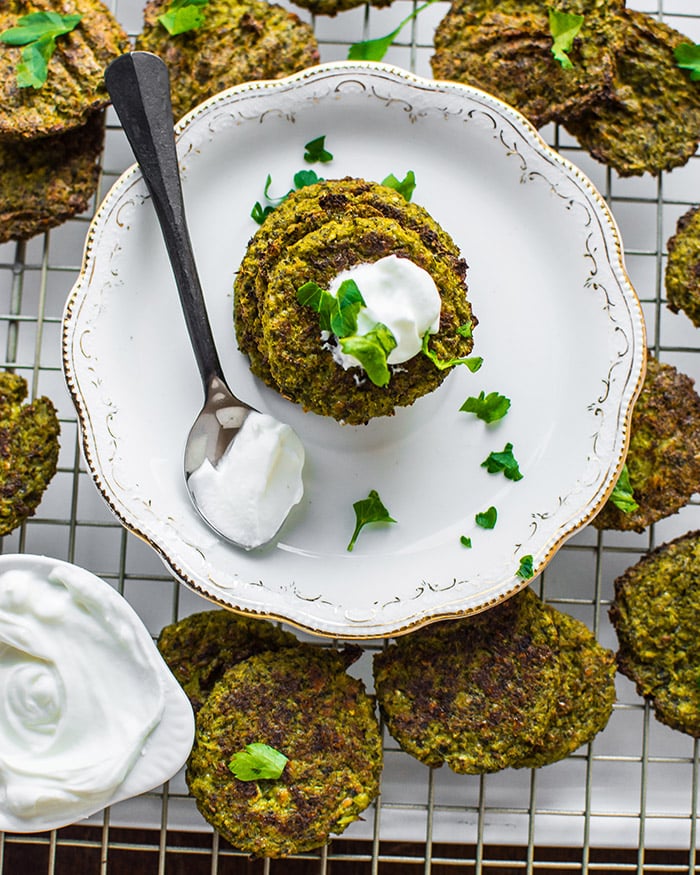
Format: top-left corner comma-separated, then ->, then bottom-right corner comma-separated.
1,0 -> 700,872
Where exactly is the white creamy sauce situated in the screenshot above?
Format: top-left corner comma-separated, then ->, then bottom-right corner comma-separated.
0,565 -> 166,825
328,254 -> 441,370
187,411 -> 305,550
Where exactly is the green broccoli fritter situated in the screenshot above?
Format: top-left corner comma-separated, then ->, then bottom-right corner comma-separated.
665,205 -> 700,329
610,531 -> 700,737
186,644 -> 383,858
0,372 -> 60,535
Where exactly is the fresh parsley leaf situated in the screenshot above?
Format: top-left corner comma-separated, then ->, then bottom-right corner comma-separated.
481,442 -> 523,481
340,323 -> 397,387
382,170 -> 416,202
228,743 -> 288,781
297,279 -> 365,337
516,554 -> 535,580
460,535 -> 472,548
250,201 -> 275,224
421,331 -> 483,372
548,8 -> 584,70
158,0 -> 209,35
304,135 -> 333,163
457,320 -> 473,339
675,43 -> 700,82
460,390 -> 511,424
251,170 -> 321,224
0,11 -> 82,89
475,506 -> 498,529
293,169 -> 322,189
347,0 -> 438,61
347,489 -> 396,552
608,463 -> 639,514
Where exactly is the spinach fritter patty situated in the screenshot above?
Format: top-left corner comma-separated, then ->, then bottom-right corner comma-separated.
514,606 -> 616,768
665,205 -> 700,329
0,110 -> 103,243
373,588 -> 561,774
431,0 -> 621,129
593,355 -> 700,532
157,609 -> 298,713
235,177 -> 475,425
290,0 -> 390,15
610,531 -> 700,737
186,645 -> 382,858
135,0 -> 319,121
0,371 -> 60,535
0,0 -> 128,140
563,10 -> 700,176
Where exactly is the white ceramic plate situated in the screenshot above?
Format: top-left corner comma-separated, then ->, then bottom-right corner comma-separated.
62,61 -> 645,639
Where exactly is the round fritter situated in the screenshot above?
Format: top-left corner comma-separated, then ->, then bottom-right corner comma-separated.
0,0 -> 128,140
0,109 -> 103,243
186,644 -> 382,858
0,371 -> 60,535
593,355 -> 700,532
513,606 -> 616,768
157,609 -> 299,713
373,588 -> 561,774
665,205 -> 700,329
235,177 -> 475,425
290,0 -> 390,16
135,0 -> 319,121
431,0 -> 622,129
563,10 -> 700,177
610,531 -> 700,737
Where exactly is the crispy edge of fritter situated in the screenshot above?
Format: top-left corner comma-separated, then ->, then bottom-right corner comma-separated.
665,205 -> 700,329
610,530 -> 700,737
186,644 -> 382,858
593,355 -> 700,532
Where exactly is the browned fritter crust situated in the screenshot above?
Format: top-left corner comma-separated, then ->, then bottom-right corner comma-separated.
0,0 -> 129,140
665,205 -> 700,329
290,0 -> 391,16
373,588 -> 561,774
186,644 -> 382,858
431,0 -> 622,129
610,531 -> 700,737
0,109 -> 103,243
593,355 -> 700,532
135,0 -> 319,121
157,609 -> 299,713
563,10 -> 700,176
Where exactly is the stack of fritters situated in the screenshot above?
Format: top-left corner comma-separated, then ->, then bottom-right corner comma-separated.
594,355 -> 700,532
431,0 -> 700,176
0,0 -> 128,243
374,588 -> 616,773
234,177 -> 476,425
665,205 -> 700,329
610,531 -> 700,737
0,371 -> 60,535
135,0 -> 320,122
159,610 -> 383,858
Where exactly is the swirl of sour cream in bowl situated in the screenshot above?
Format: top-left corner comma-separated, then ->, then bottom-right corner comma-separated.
0,554 -> 194,833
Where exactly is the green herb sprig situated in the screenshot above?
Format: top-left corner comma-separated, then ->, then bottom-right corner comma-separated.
421,331 -> 483,373
304,135 -> 333,163
516,554 -> 535,580
608,463 -> 639,514
460,390 -> 511,424
347,489 -> 396,552
475,506 -> 498,530
251,169 -> 322,224
347,0 -> 438,62
674,43 -> 700,81
228,743 -> 288,781
157,0 -> 210,35
548,8 -> 584,70
481,442 -> 523,481
340,324 -> 397,387
382,170 -> 416,202
0,11 -> 82,88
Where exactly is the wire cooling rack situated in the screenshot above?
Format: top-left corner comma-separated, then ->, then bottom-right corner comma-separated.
1,0 -> 700,872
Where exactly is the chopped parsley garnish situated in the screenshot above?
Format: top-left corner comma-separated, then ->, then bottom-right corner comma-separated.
382,170 -> 416,202
347,489 -> 396,552
0,11 -> 82,88
674,43 -> 700,82
304,135 -> 333,164
608,463 -> 639,514
347,0 -> 438,61
475,506 -> 498,529
340,323 -> 397,387
460,390 -> 511,424
297,278 -> 364,338
157,0 -> 209,35
548,8 -> 584,70
481,442 -> 523,481
457,320 -> 473,339
228,743 -> 288,781
516,554 -> 535,580
460,535 -> 472,548
251,169 -> 322,225
421,331 -> 483,373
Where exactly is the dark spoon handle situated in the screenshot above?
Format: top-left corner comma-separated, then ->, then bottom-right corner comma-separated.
104,51 -> 223,388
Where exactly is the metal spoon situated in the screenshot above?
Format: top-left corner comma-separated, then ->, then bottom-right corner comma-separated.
104,51 -> 298,549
